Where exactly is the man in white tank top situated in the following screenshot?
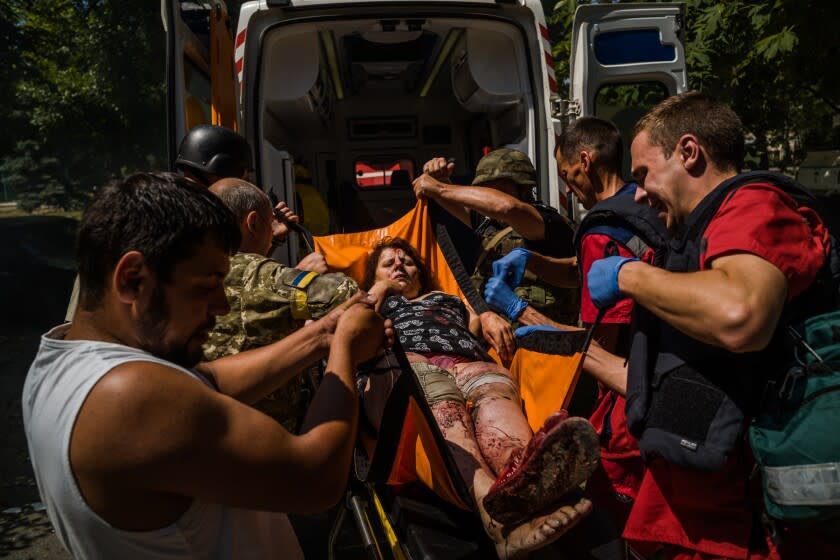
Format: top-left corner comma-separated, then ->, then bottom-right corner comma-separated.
22,172 -> 392,559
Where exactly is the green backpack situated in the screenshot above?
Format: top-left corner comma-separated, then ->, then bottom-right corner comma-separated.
749,309 -> 840,526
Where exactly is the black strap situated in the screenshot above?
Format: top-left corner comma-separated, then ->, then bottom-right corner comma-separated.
604,240 -> 620,258
516,329 -> 587,354
600,391 -> 618,445
362,339 -> 476,510
433,208 -> 490,314
675,171 -> 839,316
582,307 -> 607,354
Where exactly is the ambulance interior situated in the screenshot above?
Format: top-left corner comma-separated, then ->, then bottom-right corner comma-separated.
255,17 -> 541,236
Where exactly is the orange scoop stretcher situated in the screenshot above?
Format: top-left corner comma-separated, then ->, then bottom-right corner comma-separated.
314,200 -> 593,559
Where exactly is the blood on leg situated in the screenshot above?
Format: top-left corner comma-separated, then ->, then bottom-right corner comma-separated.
452,361 -> 532,475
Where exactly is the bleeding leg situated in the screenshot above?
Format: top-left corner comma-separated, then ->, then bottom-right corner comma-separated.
415,361 -> 590,556
452,361 -> 532,475
413,361 -> 499,488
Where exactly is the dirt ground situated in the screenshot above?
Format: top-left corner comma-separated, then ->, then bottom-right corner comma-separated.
0,511 -> 70,560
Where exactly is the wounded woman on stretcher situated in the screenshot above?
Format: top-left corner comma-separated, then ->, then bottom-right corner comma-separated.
362,237 -> 599,559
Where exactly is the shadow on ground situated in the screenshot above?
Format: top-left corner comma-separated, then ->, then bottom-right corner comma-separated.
0,510 -> 69,559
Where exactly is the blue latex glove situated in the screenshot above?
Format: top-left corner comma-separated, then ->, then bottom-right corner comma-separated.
492,247 -> 531,288
515,324 -> 562,338
484,275 -> 529,321
587,256 -> 639,309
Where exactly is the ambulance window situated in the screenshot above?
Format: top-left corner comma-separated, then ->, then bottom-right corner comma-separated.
595,82 -> 668,180
184,58 -> 211,129
594,30 -> 676,65
354,158 -> 415,189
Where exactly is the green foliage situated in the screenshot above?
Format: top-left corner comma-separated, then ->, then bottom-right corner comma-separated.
547,0 -> 840,170
595,82 -> 670,115
1,141 -> 85,212
545,0 -> 576,99
684,0 -> 839,168
1,0 -> 167,211
2,0 -> 837,205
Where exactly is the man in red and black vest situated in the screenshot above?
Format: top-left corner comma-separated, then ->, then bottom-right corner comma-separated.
587,92 -> 833,559
486,118 -> 667,534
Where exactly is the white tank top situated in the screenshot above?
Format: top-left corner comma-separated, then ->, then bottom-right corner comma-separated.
22,324 -> 304,560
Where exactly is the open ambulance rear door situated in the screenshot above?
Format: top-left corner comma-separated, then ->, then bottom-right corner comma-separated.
161,0 -> 238,170
236,0 -> 566,233
565,2 -> 687,183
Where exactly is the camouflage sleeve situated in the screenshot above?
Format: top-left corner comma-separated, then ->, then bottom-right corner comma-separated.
204,253 -> 359,360
282,267 -> 359,320
241,257 -> 359,323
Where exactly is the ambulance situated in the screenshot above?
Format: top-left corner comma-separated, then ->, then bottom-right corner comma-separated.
162,0 -> 686,263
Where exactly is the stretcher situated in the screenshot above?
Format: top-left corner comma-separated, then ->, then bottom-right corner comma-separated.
313,200 -> 595,559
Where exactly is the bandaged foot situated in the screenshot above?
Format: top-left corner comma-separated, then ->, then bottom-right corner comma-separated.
482,411 -> 599,527
490,497 -> 592,560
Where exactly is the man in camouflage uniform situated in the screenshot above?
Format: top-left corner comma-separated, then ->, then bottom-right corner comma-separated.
414,148 -> 579,326
206,178 -> 358,431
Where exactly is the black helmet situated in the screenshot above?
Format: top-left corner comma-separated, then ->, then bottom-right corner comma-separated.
175,125 -> 252,181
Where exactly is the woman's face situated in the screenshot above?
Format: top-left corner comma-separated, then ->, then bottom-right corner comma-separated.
375,246 -> 422,299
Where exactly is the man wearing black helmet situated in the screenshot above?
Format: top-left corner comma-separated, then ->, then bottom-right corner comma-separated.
174,126 -> 325,271
175,124 -> 253,187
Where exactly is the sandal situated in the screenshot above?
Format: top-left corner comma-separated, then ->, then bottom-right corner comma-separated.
483,411 -> 599,526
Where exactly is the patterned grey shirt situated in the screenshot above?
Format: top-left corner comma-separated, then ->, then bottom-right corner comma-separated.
382,292 -> 491,362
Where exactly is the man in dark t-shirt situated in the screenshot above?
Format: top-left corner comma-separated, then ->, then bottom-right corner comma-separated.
414,148 -> 579,331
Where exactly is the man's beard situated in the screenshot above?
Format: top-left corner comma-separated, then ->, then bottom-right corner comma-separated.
136,284 -> 211,368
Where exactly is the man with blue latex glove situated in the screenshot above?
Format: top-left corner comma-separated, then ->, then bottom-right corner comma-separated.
485,275 -> 529,321
492,247 -> 531,288
583,93 -> 835,559
586,256 -> 639,310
